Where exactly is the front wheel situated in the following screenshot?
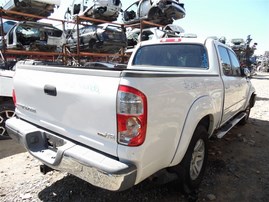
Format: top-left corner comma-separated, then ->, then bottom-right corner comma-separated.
178,125 -> 208,193
238,104 -> 251,125
0,101 -> 15,140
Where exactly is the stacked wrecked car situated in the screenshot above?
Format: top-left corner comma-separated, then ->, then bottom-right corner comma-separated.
0,21 -> 65,52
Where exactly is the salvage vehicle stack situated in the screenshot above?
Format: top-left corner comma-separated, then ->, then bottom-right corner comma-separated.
1,0 -> 187,65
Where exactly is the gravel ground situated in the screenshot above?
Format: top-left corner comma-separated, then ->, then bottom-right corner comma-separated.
0,72 -> 269,202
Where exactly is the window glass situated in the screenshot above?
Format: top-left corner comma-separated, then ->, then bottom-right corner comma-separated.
17,25 -> 40,38
133,44 -> 208,68
73,0 -> 81,14
229,50 -> 241,76
3,21 -> 16,34
218,46 -> 232,76
8,27 -> 15,44
124,2 -> 138,21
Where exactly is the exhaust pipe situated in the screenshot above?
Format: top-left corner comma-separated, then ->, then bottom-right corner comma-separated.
40,164 -> 54,174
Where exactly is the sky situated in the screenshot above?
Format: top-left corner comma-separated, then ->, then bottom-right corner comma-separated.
121,0 -> 269,55
1,0 -> 268,54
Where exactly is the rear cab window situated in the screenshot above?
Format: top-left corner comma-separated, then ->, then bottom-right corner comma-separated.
132,43 -> 209,68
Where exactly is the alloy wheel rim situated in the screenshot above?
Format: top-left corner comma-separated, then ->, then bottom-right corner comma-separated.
0,110 -> 15,136
190,139 -> 205,180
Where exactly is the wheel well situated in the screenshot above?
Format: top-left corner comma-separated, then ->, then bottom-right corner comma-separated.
0,96 -> 14,104
197,115 -> 213,136
250,93 -> 256,108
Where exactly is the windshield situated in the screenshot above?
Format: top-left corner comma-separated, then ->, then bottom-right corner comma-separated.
17,25 -> 40,38
17,24 -> 62,38
2,21 -> 16,34
133,44 -> 209,68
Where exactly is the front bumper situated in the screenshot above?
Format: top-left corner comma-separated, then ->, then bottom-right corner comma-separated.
6,117 -> 137,191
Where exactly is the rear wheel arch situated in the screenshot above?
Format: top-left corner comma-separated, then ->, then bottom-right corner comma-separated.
170,96 -> 217,167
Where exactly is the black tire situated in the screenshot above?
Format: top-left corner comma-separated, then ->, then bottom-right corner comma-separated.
14,0 -> 20,7
0,101 -> 15,140
178,125 -> 208,193
238,104 -> 251,125
88,39 -> 97,52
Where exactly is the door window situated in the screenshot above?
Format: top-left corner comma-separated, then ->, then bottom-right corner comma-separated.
228,50 -> 241,76
218,46 -> 232,76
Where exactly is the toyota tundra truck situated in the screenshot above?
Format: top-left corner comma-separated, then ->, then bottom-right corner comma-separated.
6,37 -> 256,192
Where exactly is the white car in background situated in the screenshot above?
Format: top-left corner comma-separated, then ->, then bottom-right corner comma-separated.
122,0 -> 186,25
0,21 -> 65,52
126,24 -> 184,48
1,0 -> 61,20
65,0 -> 122,22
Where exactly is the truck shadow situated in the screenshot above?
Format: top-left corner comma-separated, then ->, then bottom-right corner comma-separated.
199,117 -> 269,200
256,96 -> 269,101
252,74 -> 269,80
0,138 -> 26,159
38,174 -> 189,202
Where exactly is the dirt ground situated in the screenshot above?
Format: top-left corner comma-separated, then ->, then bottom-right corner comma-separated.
0,73 -> 269,202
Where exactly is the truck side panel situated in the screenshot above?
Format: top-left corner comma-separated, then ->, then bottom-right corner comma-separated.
117,72 -> 223,184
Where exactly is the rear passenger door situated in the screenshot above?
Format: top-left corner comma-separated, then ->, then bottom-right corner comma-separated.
218,45 -> 248,124
228,49 -> 250,109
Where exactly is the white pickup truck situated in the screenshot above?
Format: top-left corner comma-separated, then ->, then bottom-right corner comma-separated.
6,37 -> 256,193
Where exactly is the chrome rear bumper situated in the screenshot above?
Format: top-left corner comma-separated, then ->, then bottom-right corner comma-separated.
6,117 -> 137,191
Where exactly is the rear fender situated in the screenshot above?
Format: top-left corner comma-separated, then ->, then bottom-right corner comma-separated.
170,95 -> 216,166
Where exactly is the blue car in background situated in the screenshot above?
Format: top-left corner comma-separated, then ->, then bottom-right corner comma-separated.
0,20 -> 16,35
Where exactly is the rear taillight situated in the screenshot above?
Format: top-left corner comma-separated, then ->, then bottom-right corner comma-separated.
12,89 -> 16,106
117,85 -> 147,146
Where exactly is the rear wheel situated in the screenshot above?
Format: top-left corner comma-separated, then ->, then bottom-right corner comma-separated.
0,101 -> 15,140
178,125 -> 208,193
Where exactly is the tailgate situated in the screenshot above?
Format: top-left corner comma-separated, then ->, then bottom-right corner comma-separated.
14,62 -> 122,156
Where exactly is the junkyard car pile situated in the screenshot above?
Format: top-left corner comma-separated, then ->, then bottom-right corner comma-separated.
1,0 -> 186,55
228,35 -> 258,74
